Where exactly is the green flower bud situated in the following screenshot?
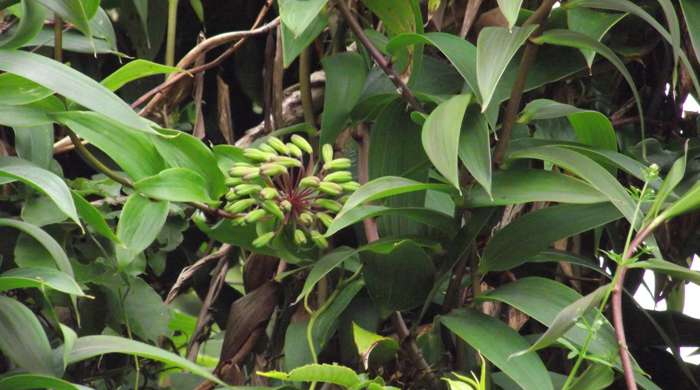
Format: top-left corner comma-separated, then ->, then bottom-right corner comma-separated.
322,144 -> 334,163
317,212 -> 333,228
267,136 -> 290,155
232,162 -> 253,167
225,177 -> 243,187
244,148 -> 275,162
235,184 -> 262,196
230,166 -> 259,177
275,156 -> 303,168
340,181 -> 361,191
259,143 -> 278,155
260,187 -> 279,200
253,231 -> 275,247
299,212 -> 314,225
280,200 -> 292,211
314,199 -> 342,213
324,171 -> 353,183
286,143 -> 303,158
245,208 -> 268,223
338,195 -> 350,203
319,181 -> 343,196
232,216 -> 247,225
311,230 -> 329,249
299,176 -> 321,188
225,189 -> 240,201
291,134 -> 313,154
323,158 -> 351,171
243,171 -> 260,180
225,198 -> 257,213
294,229 -> 308,245
262,200 -> 285,219
260,163 -> 288,176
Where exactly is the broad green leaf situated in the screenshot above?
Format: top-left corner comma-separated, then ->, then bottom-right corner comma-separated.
497,0 -> 523,29
519,100 -> 617,151
101,59 -> 180,91
352,322 -> 399,368
36,0 -> 99,39
295,246 -> 358,304
479,277 -> 617,358
310,279 -> 364,357
0,296 -> 59,376
0,50 -> 153,133
566,7 -> 626,68
113,276 -> 171,341
363,240 -> 435,312
116,193 -> 169,268
326,206 -> 455,237
459,106 -> 492,195
681,0 -> 700,63
151,128 -> 227,200
21,195 -> 67,226
442,309 -> 553,390
463,169 -> 608,207
387,33 -> 478,98
0,267 -> 85,296
320,52 -> 368,145
656,180 -> 700,224
281,11 -> 328,67
476,26 -> 538,111
520,284 -> 608,353
65,335 -> 224,385
0,73 -> 53,105
54,111 -> 165,181
0,157 -> 80,226
481,203 -> 622,272
337,176 -> 452,219
369,100 -> 430,236
0,373 -> 89,390
0,0 -> 46,50
362,0 -> 418,36
90,7 -> 117,50
194,218 -> 279,259
0,218 -> 74,277
24,28 -> 115,54
72,191 -> 119,242
260,364 -> 361,388
422,94 -> 471,190
531,30 -> 644,153
134,168 -> 216,203
212,144 -> 250,173
648,152 -> 686,220
12,124 -> 53,169
570,364 -> 616,390
278,0 -> 328,38
0,104 -> 53,127
509,145 -> 637,222
630,258 -> 700,285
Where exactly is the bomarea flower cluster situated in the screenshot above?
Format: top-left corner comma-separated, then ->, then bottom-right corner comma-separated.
223,135 -> 359,249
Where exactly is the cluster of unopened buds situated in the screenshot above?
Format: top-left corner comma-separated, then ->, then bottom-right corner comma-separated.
223,134 -> 359,249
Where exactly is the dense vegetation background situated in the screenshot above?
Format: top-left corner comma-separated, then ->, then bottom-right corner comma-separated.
2,0 -> 700,389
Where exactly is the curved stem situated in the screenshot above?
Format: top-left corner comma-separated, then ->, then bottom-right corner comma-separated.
334,0 -> 424,113
166,0 -> 179,67
67,129 -> 133,188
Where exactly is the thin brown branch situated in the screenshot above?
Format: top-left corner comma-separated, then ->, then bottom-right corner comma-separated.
492,0 -> 558,165
611,226 -> 655,390
334,0 -> 424,113
166,244 -> 233,304
459,0 -> 483,38
187,255 -> 231,361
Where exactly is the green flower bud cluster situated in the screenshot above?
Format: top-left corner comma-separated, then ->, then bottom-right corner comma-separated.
223,135 -> 358,249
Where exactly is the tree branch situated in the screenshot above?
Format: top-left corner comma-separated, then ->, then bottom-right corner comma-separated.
334,0 -> 424,113
492,0 -> 558,165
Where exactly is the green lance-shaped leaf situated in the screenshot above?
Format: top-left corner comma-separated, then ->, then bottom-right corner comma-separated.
101,59 -> 181,92
0,267 -> 85,296
0,0 -> 47,50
